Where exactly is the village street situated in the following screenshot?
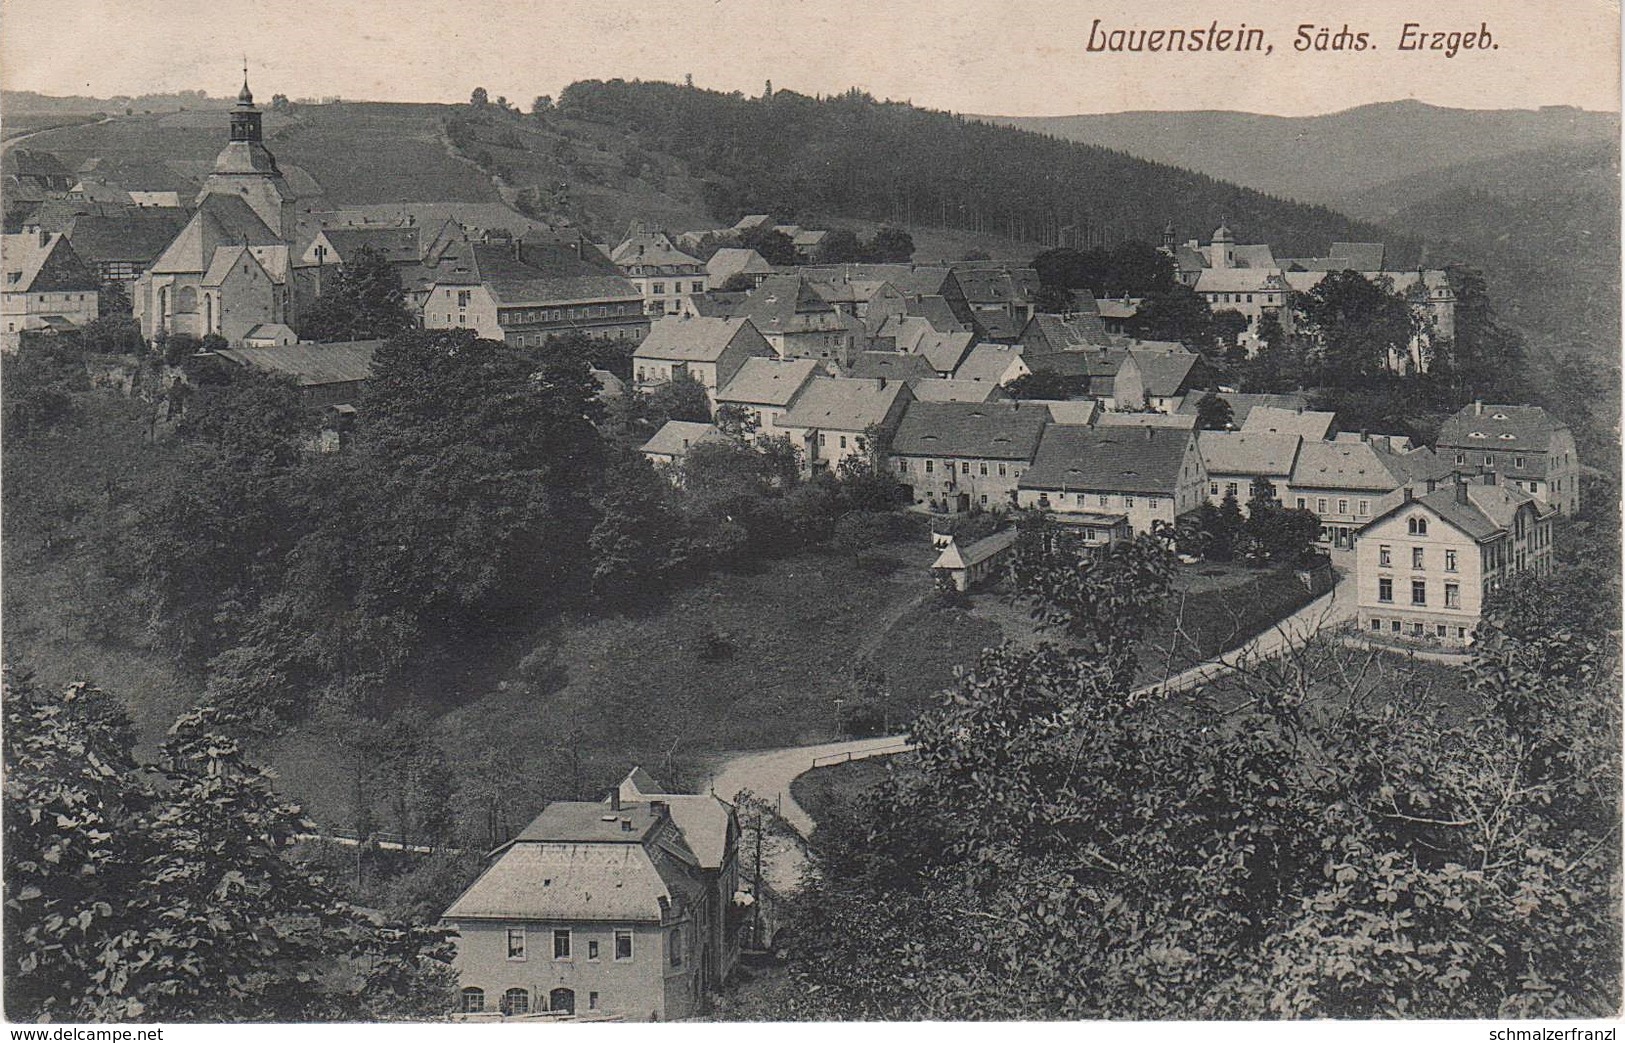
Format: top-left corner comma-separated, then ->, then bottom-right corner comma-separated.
708,556 -> 1360,894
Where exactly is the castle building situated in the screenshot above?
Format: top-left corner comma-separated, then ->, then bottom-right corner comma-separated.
133,72 -> 299,345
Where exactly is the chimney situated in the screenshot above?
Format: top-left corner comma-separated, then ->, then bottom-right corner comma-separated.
1145,425 -> 1155,441
620,818 -> 634,832
1455,478 -> 1470,505
1474,399 -> 1484,416
1359,428 -> 1369,443
877,376 -> 887,390
609,788 -> 621,812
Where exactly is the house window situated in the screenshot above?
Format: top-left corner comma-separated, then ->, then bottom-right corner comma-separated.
1337,499 -> 1349,515
961,461 -> 971,474
615,929 -> 634,961
1370,618 -> 1382,632
998,463 -> 1007,477
1445,583 -> 1460,608
1357,500 -> 1369,517
1514,456 -> 1526,468
1408,517 -> 1428,536
589,992 -> 600,1011
1225,482 -> 1238,498
1098,495 -> 1109,507
462,987 -> 486,1013
653,282 -> 665,294
1457,627 -> 1467,639
457,290 -> 471,308
669,926 -> 683,968
1412,547 -> 1424,569
502,988 -> 530,1015
818,433 -> 827,447
1379,545 -> 1391,567
1391,620 -> 1401,633
1445,549 -> 1457,572
980,462 -> 989,476
1483,456 -> 1493,466
507,927 -> 526,961
1455,453 -> 1465,465
1210,482 -> 1220,496
980,494 -> 988,505
1412,622 -> 1425,637
924,460 -> 934,473
692,281 -> 704,292
1123,495 -> 1135,508
553,929 -> 571,960
898,459 -> 908,473
1378,578 -> 1393,603
1296,497 -> 1306,510
1436,624 -> 1448,637
1411,580 -> 1427,605
839,435 -> 848,450
1316,498 -> 1328,514
587,939 -> 600,961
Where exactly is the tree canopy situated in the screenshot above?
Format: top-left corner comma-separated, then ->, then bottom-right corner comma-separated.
298,245 -> 417,344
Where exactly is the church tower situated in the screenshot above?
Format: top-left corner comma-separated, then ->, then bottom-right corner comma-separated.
197,67 -> 295,240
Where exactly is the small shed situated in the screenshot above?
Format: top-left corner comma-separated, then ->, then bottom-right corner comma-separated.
932,528 -> 1020,592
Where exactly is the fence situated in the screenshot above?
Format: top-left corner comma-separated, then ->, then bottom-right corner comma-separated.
810,739 -> 913,770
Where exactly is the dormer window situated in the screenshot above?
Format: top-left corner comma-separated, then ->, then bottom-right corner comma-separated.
1468,431 -> 1487,439
1497,433 -> 1516,440
1491,412 -> 1509,420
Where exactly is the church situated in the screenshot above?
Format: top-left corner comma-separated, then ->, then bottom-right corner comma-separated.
133,72 -> 301,346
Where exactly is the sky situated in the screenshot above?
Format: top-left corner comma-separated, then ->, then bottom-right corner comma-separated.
1,0 -> 1618,116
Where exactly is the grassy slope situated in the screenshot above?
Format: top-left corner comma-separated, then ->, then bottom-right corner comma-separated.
789,757 -> 894,825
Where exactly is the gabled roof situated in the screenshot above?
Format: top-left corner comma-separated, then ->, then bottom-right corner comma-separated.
735,274 -> 841,333
150,194 -> 281,275
1128,348 -> 1203,397
934,528 -> 1020,571
1,232 -> 100,294
1363,480 -> 1552,544
952,343 -> 1027,384
1198,431 -> 1303,477
1435,403 -> 1568,455
716,357 -> 820,407
1242,405 -> 1337,440
971,310 -> 1024,342
1021,312 -> 1112,352
615,769 -> 734,872
320,225 -> 423,264
1020,426 -> 1193,495
952,266 -> 1041,305
442,237 -> 641,305
845,351 -> 935,383
634,316 -> 764,363
61,208 -> 189,264
203,245 -> 259,286
215,340 -> 380,386
1375,445 -> 1454,484
909,378 -> 1010,403
778,377 -> 908,433
611,232 -> 703,271
1290,441 -> 1405,492
1195,268 -> 1291,294
903,295 -> 966,332
1029,398 -> 1100,426
890,401 -> 1048,460
706,247 -> 776,282
641,420 -> 726,458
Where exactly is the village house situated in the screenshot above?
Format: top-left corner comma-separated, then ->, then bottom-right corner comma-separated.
843,350 -> 936,384
951,342 -> 1030,386
713,356 -> 821,438
1096,411 -> 1198,432
805,275 -> 907,326
633,315 -> 775,402
705,248 -> 776,289
611,230 -> 710,317
1017,309 -> 1113,355
873,315 -> 975,376
44,208 -> 190,289
1432,401 -> 1580,515
1128,344 -> 1219,412
1354,475 -> 1557,648
889,400 -> 1049,512
907,378 -> 1011,404
952,265 -> 1042,342
1025,346 -> 1146,410
1017,425 -> 1207,536
441,769 -> 740,1022
421,231 -> 649,347
776,376 -> 913,473
641,420 -> 728,470
1197,431 -> 1304,511
1,230 -> 101,351
701,275 -> 865,367
1284,439 -> 1445,549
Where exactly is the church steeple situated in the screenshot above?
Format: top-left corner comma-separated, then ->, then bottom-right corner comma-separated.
230,62 -> 263,144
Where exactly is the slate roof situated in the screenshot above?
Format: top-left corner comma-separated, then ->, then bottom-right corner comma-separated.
615,769 -> 734,872
845,351 -> 935,383
437,237 -> 641,305
1242,405 -> 1337,440
321,225 -> 422,264
1022,312 -> 1113,351
61,208 -> 189,264
641,420 -> 725,458
635,316 -> 759,363
1029,399 -> 1100,426
903,295 -> 966,331
778,377 -> 908,433
1376,445 -> 1454,484
1435,403 -> 1568,456
953,266 -> 1041,305
1368,481 -> 1552,544
1290,441 -> 1406,492
1195,268 -> 1291,294
1020,426 -> 1193,495
215,340 -> 380,386
1229,244 -> 1279,269
971,310 -> 1024,342
1128,348 -> 1202,397
735,275 -> 839,333
611,232 -> 704,271
717,357 -> 820,406
800,263 -> 954,299
890,401 -> 1048,460
1198,431 -> 1303,477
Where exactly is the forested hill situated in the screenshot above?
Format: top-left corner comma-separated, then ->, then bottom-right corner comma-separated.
556,79 -> 1417,262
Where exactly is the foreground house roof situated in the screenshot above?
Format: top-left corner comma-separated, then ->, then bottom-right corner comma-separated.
890,401 -> 1048,460
634,316 -> 763,363
778,377 -> 908,432
717,356 -> 821,406
1198,431 -> 1303,477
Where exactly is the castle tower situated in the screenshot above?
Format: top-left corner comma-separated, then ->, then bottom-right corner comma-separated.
197,66 -> 295,240
1210,223 -> 1235,269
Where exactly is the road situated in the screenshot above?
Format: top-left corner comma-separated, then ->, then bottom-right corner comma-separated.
708,563 -> 1360,850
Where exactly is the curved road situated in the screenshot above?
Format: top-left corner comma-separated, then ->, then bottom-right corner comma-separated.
708,566 -> 1358,849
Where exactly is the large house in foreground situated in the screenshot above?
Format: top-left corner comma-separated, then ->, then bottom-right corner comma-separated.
442,769 -> 740,1022
1354,474 -> 1557,648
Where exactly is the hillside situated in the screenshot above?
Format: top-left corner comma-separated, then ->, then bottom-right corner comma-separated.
10,83 -> 1416,261
985,101 -> 1619,208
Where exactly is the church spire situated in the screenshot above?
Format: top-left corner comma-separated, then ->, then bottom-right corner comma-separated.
238,59 -> 254,107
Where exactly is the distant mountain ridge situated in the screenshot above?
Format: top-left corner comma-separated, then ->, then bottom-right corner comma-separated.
982,101 -> 1619,208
